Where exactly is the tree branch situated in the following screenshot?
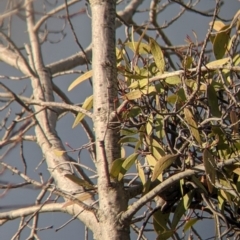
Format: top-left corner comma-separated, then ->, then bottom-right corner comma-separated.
0,92 -> 93,118
0,203 -> 65,225
119,158 -> 239,223
34,0 -> 79,32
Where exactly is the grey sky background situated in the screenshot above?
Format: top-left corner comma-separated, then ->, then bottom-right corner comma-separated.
0,0 -> 239,239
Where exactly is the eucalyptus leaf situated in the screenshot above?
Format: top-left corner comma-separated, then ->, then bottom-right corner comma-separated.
184,108 -> 202,144
203,149 -> 216,193
151,154 -> 178,181
149,37 -> 165,74
65,174 -> 95,190
118,153 -> 139,181
72,95 -> 93,128
68,70 -> 92,91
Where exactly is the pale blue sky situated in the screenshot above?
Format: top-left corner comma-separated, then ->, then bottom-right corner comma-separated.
0,0 -> 239,239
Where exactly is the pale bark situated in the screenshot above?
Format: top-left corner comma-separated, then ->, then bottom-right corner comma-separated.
23,0 -> 99,234
90,0 -> 130,239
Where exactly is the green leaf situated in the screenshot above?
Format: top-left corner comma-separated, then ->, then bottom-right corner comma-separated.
145,137 -> 165,160
203,149 -> 216,193
124,73 -> 147,80
153,210 -> 170,233
166,94 -> 179,104
218,192 -> 225,211
128,79 -> 149,89
142,86 -> 157,96
156,231 -> 174,240
155,114 -> 165,139
116,43 -> 130,70
120,128 -> 138,136
110,158 -> 125,178
124,90 -> 142,100
118,153 -> 139,181
65,174 -> 95,190
210,20 -> 225,31
146,114 -> 153,136
149,37 -> 165,74
126,107 -> 141,118
134,24 -> 149,56
151,154 -> 178,181
146,154 -> 157,168
233,54 -> 240,66
68,70 -> 92,91
136,161 -> 146,185
183,218 -> 198,232
206,57 -> 230,68
118,137 -> 138,144
165,75 -> 181,85
116,47 -> 122,61
191,176 -> 208,195
72,95 -> 93,128
220,189 -> 232,204
171,190 -> 194,229
124,41 -> 150,54
167,89 -> 186,104
207,84 -> 221,117
184,108 -> 202,144
182,56 -> 193,69
213,25 -> 231,59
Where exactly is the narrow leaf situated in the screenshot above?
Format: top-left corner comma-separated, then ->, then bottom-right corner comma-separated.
65,174 -> 95,190
128,79 -> 149,89
118,137 -> 138,144
203,149 -> 216,193
213,25 -> 231,59
184,108 -> 201,144
72,95 -> 93,128
118,153 -> 139,181
110,158 -> 125,178
136,161 -> 146,185
124,42 -> 150,54
165,76 -> 181,85
120,128 -> 138,136
123,90 -> 142,100
149,37 -> 165,74
151,154 -> 178,181
183,218 -> 198,232
191,176 -> 208,195
207,84 -> 221,117
171,191 -> 194,229
156,231 -> 174,240
141,85 -> 157,95
146,114 -> 153,136
145,136 -> 165,160
146,154 -> 157,168
206,57 -> 230,68
134,24 -> 149,56
68,70 -> 92,91
153,210 -> 170,233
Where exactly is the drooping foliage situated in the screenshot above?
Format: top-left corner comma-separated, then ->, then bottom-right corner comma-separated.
70,10 -> 240,239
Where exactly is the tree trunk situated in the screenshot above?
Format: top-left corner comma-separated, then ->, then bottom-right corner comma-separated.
90,0 -> 130,239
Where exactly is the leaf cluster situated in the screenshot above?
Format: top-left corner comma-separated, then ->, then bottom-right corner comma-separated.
69,11 -> 240,239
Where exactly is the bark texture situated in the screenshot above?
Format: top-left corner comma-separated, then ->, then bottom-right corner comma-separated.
90,0 -> 130,239
25,0 -> 98,233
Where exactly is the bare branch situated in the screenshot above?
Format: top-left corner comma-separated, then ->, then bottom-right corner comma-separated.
34,0 -> 79,32
0,203 -> 66,225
